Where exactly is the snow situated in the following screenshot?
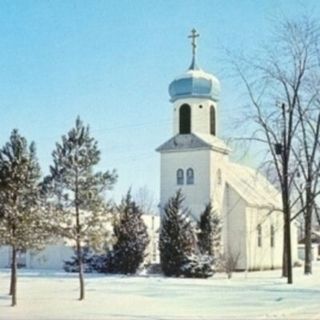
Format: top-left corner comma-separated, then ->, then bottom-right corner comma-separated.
1,264 -> 320,320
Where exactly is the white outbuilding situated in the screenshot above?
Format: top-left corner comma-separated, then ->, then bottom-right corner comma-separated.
157,30 -> 298,271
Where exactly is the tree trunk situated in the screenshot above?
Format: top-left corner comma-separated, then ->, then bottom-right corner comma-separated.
284,204 -> 293,284
304,187 -> 312,275
282,145 -> 292,284
282,224 -> 288,278
76,238 -> 85,301
11,245 -> 17,306
304,215 -> 312,274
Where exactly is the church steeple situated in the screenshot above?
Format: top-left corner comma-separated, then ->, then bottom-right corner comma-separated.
167,30 -> 221,136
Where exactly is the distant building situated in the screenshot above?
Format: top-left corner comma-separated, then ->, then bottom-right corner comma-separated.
0,214 -> 160,270
157,30 -> 298,270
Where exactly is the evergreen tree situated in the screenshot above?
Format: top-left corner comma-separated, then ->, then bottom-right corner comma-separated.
198,202 -> 221,258
110,191 -> 149,274
63,246 -> 95,273
159,190 -> 195,276
44,117 -> 117,300
0,130 -> 46,306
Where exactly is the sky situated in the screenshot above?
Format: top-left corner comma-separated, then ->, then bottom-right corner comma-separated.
0,0 -> 319,204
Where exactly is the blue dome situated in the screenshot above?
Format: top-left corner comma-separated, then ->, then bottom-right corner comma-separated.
169,62 -> 220,102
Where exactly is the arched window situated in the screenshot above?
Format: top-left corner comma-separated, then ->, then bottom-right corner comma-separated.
186,168 -> 194,185
217,169 -> 222,185
210,105 -> 216,135
177,169 -> 184,185
179,104 -> 191,134
270,225 -> 275,248
257,224 -> 262,247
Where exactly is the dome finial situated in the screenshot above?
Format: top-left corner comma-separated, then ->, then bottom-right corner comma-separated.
188,28 -> 200,70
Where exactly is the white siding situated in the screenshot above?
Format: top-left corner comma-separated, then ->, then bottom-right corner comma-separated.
160,149 -> 211,219
0,245 -> 73,270
173,98 -> 218,136
246,207 -> 284,270
0,246 -> 10,268
222,184 -> 247,270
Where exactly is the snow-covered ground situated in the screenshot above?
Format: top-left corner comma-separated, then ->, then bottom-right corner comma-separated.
1,264 -> 320,320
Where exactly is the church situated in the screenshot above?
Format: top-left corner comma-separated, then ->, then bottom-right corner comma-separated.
0,30 -> 298,272
157,29 -> 298,271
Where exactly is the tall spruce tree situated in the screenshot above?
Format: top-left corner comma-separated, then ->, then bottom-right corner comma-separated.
198,202 -> 221,258
159,190 -> 195,276
110,191 -> 149,274
45,117 -> 117,300
0,130 -> 46,306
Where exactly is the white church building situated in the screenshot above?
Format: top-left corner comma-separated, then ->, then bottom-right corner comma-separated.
157,30 -> 298,271
0,30 -> 298,272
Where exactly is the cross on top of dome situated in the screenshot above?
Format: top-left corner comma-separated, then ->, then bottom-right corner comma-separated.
188,28 -> 200,70
188,28 -> 199,58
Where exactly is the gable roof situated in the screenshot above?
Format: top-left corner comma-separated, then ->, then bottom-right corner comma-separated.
224,162 -> 282,210
156,133 -> 229,154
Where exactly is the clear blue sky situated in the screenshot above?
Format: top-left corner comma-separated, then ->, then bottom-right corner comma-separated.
0,0 -> 319,203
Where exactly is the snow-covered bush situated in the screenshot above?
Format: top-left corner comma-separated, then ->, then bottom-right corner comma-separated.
181,253 -> 214,278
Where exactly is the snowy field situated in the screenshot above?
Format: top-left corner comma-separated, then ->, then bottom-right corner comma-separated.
0,264 -> 320,320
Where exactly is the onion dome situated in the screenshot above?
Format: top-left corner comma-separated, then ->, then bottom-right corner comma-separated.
169,29 -> 220,102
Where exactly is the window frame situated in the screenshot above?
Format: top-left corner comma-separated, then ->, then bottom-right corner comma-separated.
270,225 -> 275,248
210,105 -> 216,135
186,168 -> 194,185
176,168 -> 184,185
257,224 -> 262,247
179,104 -> 191,134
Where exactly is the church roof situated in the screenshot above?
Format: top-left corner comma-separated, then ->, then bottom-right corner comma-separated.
156,133 -> 229,154
168,67 -> 220,103
224,162 -> 282,210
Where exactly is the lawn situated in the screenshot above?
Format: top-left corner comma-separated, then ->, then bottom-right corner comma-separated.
0,264 -> 319,320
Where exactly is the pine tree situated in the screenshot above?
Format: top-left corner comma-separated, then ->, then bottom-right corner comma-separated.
63,246 -> 95,273
0,130 -> 46,306
198,202 -> 221,258
159,190 -> 195,276
44,117 -> 117,300
110,191 -> 149,274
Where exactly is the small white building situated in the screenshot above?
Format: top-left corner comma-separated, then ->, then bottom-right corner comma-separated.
0,215 -> 160,270
157,30 -> 298,271
0,240 -> 74,270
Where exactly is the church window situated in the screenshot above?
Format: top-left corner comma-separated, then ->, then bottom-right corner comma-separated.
179,104 -> 191,134
177,169 -> 184,185
270,225 -> 275,247
210,105 -> 216,135
186,168 -> 194,185
257,224 -> 262,247
199,105 -> 203,109
217,169 -> 222,185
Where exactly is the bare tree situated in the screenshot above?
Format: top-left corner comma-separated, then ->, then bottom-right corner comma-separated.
232,16 -> 320,283
134,186 -> 156,215
292,91 -> 320,274
218,248 -> 241,279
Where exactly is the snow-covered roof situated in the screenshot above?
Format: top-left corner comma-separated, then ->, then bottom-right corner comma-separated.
224,162 -> 282,210
156,133 -> 229,154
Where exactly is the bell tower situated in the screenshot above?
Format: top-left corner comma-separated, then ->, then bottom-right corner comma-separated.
169,29 -> 220,138
157,29 -> 229,219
